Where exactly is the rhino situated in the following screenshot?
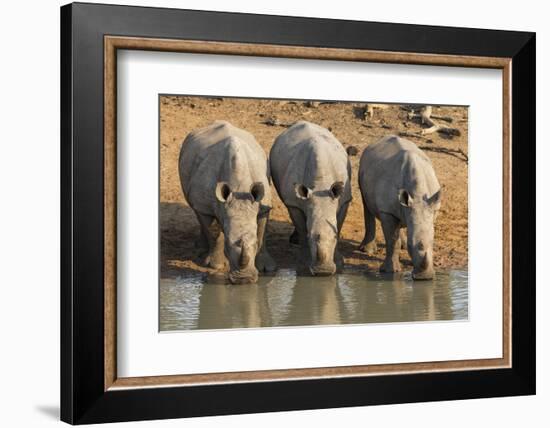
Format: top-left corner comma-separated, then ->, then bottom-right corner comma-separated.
179,120 -> 276,284
358,135 -> 442,280
270,121 -> 352,276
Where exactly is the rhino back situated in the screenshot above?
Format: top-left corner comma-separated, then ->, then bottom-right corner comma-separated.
270,121 -> 351,208
179,121 -> 271,215
360,135 -> 439,219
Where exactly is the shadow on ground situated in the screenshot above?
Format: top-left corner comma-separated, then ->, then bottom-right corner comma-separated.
35,405 -> 59,420
160,202 -> 399,278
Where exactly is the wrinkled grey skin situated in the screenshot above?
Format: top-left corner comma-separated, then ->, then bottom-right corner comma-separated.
270,121 -> 352,276
179,121 -> 276,284
358,135 -> 442,280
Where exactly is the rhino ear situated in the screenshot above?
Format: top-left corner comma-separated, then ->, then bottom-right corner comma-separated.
398,189 -> 413,207
330,181 -> 345,199
250,182 -> 265,202
294,183 -> 312,200
215,182 -> 232,203
425,189 -> 442,207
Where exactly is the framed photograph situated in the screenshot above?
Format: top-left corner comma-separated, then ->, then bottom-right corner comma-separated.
60,2 -> 535,424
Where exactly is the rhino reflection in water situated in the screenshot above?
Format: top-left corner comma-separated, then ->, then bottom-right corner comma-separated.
181,272 -> 454,330
179,121 -> 276,284
197,273 -> 345,328
337,273 -> 452,324
197,282 -> 272,330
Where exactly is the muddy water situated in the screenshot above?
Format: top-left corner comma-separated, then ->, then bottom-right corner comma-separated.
159,270 -> 468,331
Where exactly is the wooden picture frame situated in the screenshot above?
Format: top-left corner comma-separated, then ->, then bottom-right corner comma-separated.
61,2 -> 535,424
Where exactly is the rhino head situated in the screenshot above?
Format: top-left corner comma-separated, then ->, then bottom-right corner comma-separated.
215,181 -> 265,284
399,188 -> 441,280
295,181 -> 345,276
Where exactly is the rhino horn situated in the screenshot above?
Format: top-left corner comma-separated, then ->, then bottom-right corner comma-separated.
419,253 -> 430,271
239,244 -> 251,269
316,242 -> 329,265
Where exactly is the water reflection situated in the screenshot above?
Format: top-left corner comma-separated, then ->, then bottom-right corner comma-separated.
159,270 -> 468,331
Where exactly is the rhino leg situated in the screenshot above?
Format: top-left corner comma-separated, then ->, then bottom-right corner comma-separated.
287,206 -> 309,273
209,230 -> 227,271
359,201 -> 377,255
289,228 -> 300,246
255,212 -> 277,273
195,212 -> 226,270
335,201 -> 349,272
379,213 -> 402,273
194,209 -> 210,254
399,229 -> 407,250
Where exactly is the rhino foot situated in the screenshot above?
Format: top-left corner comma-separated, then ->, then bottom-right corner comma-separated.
359,241 -> 377,256
295,247 -> 312,276
380,259 -> 401,273
203,253 -> 227,271
296,264 -> 312,276
335,250 -> 344,273
255,251 -> 277,273
289,228 -> 300,246
195,235 -> 209,253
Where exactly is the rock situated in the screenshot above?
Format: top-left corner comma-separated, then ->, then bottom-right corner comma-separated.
346,145 -> 359,156
353,106 -> 367,120
262,117 -> 280,126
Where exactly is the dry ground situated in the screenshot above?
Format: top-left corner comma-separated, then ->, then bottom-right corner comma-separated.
160,96 -> 468,278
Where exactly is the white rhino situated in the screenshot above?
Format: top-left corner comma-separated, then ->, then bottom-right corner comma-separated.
179,120 -> 276,284
270,121 -> 352,276
358,135 -> 442,280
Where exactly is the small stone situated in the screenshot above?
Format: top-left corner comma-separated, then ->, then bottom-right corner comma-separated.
346,146 -> 359,156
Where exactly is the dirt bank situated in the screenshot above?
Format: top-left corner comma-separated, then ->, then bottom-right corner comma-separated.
159,96 -> 468,278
